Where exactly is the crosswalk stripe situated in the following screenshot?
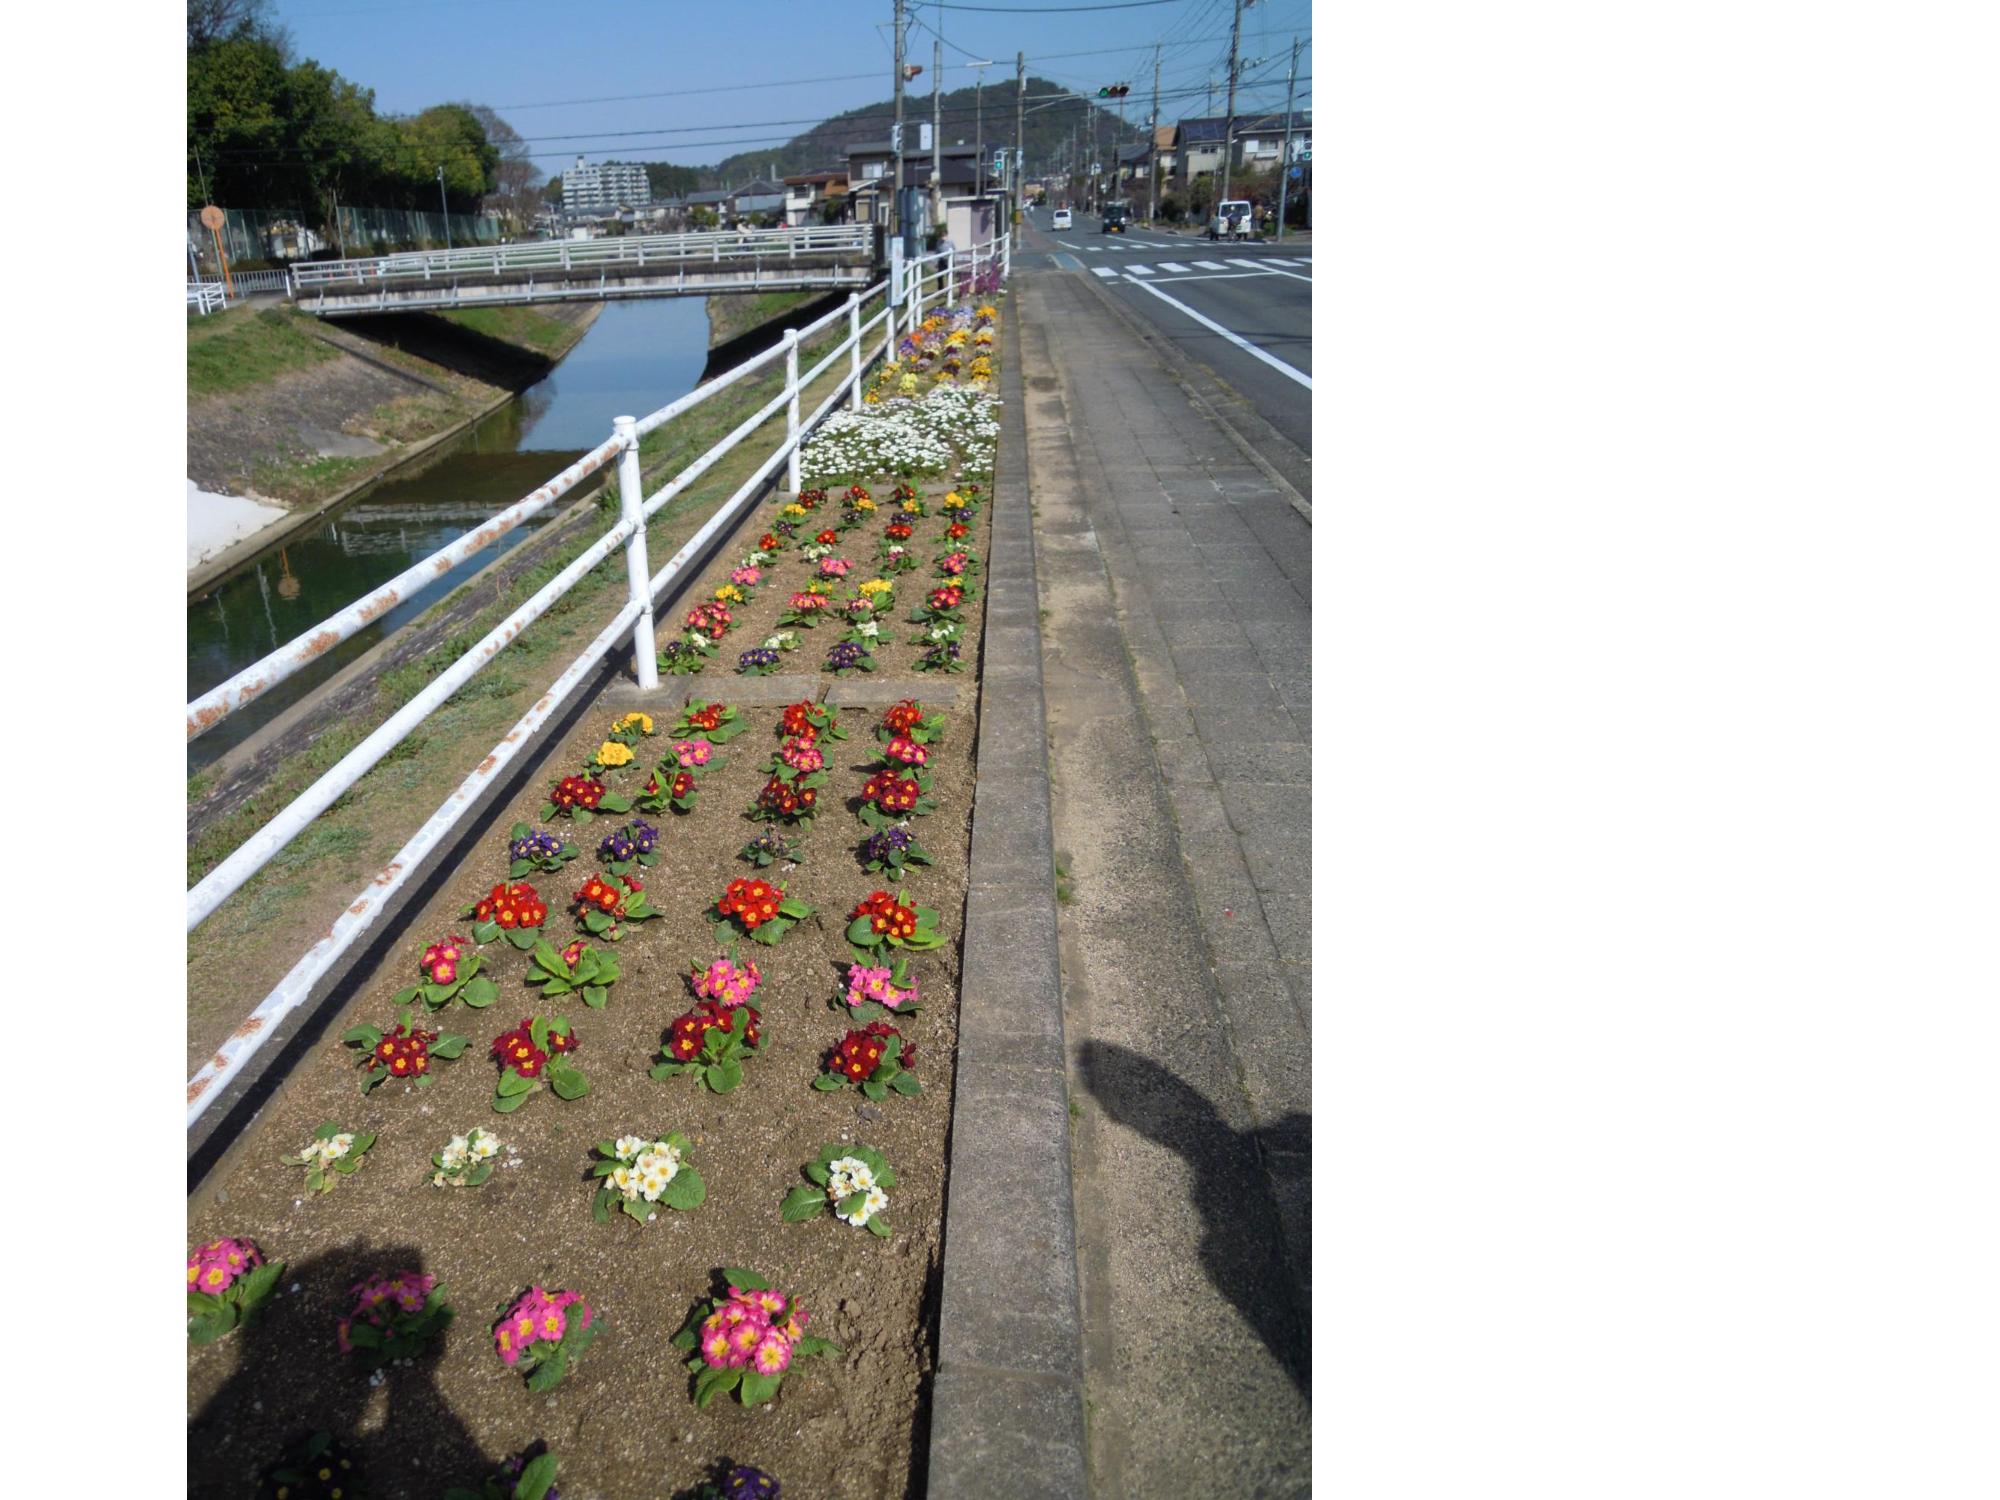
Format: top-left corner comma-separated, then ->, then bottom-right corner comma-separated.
1265,257 -> 1304,267
1159,262 -> 1190,273
1090,266 -> 1117,278
1193,259 -> 1227,270
1126,264 -> 1156,276
1225,258 -> 1264,270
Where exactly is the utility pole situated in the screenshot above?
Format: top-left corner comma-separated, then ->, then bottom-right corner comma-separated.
975,68 -> 984,199
1148,44 -> 1162,223
437,164 -> 452,250
1275,35 -> 1300,240
1219,0 -> 1244,211
1014,50 -> 1026,222
892,0 -> 906,242
931,38 -> 943,240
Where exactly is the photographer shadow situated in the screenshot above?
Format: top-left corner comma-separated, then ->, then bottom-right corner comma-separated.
188,1240 -> 492,1499
1076,1040 -> 1311,1393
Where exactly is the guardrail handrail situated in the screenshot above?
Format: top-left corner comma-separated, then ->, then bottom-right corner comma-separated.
290,223 -> 874,288
185,233 -> 1007,1126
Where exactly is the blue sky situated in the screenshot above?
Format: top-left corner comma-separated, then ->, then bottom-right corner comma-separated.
269,0 -> 1311,180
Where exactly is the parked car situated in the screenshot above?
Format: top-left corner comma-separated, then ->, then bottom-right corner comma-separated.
1102,202 -> 1131,234
1207,199 -> 1253,240
1052,207 -> 1073,230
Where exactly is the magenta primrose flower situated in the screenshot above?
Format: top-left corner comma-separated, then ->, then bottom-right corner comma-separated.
420,937 -> 468,986
698,1286 -> 811,1372
779,739 -> 825,773
817,558 -> 851,579
338,1270 -> 436,1354
731,565 -> 763,587
494,1285 -> 591,1365
693,955 -> 762,1007
845,963 -> 917,1011
674,740 -> 715,769
186,1237 -> 262,1296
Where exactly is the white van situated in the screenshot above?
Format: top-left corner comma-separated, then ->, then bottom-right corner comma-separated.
1051,207 -> 1072,231
1207,200 -> 1253,240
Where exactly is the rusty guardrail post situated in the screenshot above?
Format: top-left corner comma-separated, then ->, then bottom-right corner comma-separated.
614,415 -> 658,690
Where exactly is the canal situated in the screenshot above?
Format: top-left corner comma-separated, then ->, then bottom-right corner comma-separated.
187,296 -> 713,775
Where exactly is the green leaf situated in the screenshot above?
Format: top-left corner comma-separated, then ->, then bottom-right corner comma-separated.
862,1078 -> 888,1101
722,1266 -> 770,1292
660,1166 -> 705,1210
524,1350 -> 569,1393
694,1364 -> 740,1408
532,941 -> 566,978
749,914 -> 792,945
461,976 -> 498,1008
515,1453 -> 560,1500
707,1058 -> 743,1094
496,1069 -> 535,1096
846,915 -> 880,944
548,1063 -> 590,1101
670,1326 -> 698,1351
504,927 -> 540,951
649,1061 -> 685,1080
472,920 -> 502,944
738,1370 -> 782,1406
582,985 -> 608,1009
593,1186 -> 613,1223
778,897 -> 813,918
867,1216 -> 892,1238
805,1158 -> 830,1185
492,1089 -> 528,1114
341,1025 -> 382,1046
891,1070 -> 922,1096
430,1033 -> 469,1059
812,1073 -> 845,1091
781,1184 -> 828,1222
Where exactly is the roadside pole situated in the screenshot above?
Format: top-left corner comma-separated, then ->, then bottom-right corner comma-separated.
1276,36 -> 1300,240
1220,0 -> 1243,211
1015,51 -> 1026,224
1148,44 -> 1162,224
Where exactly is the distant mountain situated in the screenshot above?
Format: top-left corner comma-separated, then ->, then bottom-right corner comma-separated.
690,76 -> 1146,185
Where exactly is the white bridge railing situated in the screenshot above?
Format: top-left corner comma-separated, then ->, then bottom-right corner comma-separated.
184,232 -> 1009,1127
290,223 -> 876,292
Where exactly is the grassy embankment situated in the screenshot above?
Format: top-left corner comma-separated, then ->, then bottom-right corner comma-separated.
188,302 -> 594,506
186,288 -> 890,1059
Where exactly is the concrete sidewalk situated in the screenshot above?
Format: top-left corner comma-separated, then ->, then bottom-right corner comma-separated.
1021,267 -> 1312,1494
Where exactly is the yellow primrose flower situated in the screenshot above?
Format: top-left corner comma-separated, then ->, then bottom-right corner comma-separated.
899,375 -> 920,395
855,496 -> 876,511
975,329 -> 994,344
595,741 -> 634,767
863,389 -> 881,403
900,498 -> 923,514
859,578 -> 892,596
976,304 -> 998,320
806,580 -> 833,597
714,584 -> 744,604
613,712 -> 652,735
782,503 -> 809,519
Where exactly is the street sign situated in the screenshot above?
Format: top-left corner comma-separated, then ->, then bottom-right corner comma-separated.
891,123 -> 902,152
1289,166 -> 1303,180
199,204 -> 225,231
919,122 -> 933,151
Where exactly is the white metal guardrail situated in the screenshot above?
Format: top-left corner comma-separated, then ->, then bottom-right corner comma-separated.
184,232 -> 1009,1126
290,224 -> 874,291
187,282 -> 227,316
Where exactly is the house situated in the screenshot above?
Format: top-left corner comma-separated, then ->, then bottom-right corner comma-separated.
846,141 -> 990,230
1173,113 -> 1311,193
729,178 -> 787,225
783,170 -> 850,227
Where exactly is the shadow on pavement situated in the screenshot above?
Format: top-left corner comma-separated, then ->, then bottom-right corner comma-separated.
1076,1040 -> 1310,1393
188,1241 -> 492,1498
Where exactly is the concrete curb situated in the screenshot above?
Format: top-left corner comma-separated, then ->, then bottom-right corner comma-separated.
926,298 -> 1090,1497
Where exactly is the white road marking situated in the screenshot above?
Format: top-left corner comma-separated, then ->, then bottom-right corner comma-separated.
1126,264 -> 1156,275
1056,239 -> 1079,248
1091,266 -> 1118,278
1225,258 -> 1265,270
1125,277 -> 1313,390
1265,257 -> 1305,267
1193,259 -> 1227,270
1159,261 -> 1190,273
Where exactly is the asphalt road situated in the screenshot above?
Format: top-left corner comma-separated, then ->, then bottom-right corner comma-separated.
1013,207 -> 1313,460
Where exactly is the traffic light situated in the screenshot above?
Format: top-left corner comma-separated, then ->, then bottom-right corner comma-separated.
1096,83 -> 1131,98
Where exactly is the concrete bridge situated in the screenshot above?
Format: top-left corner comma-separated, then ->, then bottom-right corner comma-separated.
290,223 -> 880,318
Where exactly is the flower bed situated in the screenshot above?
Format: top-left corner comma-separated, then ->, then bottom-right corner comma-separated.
187,296 -> 1008,1500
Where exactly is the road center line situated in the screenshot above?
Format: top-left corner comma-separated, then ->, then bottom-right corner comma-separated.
1125,277 -> 1313,390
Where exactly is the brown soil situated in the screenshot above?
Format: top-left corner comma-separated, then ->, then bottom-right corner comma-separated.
188,335 -> 1003,1499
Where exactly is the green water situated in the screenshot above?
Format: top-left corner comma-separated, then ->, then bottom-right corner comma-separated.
187,296 -> 713,774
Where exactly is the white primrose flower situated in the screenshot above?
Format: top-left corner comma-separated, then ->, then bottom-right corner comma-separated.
611,1165 -> 635,1195
323,1134 -> 355,1161
640,1171 -> 668,1201
862,1186 -> 889,1219
613,1135 -> 647,1162
857,621 -> 879,638
470,1131 -> 499,1160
